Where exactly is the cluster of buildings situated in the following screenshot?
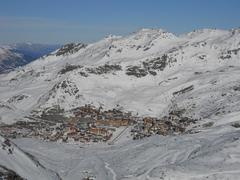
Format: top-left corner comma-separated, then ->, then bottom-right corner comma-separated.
0,105 -> 196,143
131,110 -> 196,140
0,105 -> 133,143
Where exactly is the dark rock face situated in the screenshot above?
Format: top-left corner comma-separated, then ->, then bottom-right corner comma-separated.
126,54 -> 175,77
7,94 -> 29,103
57,55 -> 170,78
219,48 -> 240,60
227,48 -> 240,55
0,165 -> 24,180
86,64 -> 122,75
59,64 -> 83,74
173,85 -> 194,96
55,43 -> 87,56
143,54 -> 168,71
51,79 -> 79,97
126,66 -> 148,77
232,122 -> 240,128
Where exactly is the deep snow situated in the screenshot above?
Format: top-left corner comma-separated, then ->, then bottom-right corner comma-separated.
0,28 -> 240,179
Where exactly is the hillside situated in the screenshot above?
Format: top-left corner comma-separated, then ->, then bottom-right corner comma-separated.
0,28 -> 240,123
0,135 -> 60,180
0,28 -> 240,179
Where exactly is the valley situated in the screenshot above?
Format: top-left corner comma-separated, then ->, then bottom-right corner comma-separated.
0,28 -> 240,179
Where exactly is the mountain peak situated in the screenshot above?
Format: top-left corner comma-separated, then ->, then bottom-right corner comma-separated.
184,28 -> 228,38
104,34 -> 122,41
128,28 -> 177,41
132,28 -> 170,36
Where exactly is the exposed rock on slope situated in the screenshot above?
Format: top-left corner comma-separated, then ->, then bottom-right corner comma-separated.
0,27 -> 240,180
0,28 -> 240,124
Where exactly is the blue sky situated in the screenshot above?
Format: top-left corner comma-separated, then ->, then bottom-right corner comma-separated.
0,0 -> 240,44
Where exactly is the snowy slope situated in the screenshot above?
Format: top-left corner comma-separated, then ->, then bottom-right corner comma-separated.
13,112 -> 240,180
0,28 -> 240,179
0,135 -> 60,180
0,28 -> 240,123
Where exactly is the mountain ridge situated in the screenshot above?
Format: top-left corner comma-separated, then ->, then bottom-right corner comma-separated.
0,27 -> 240,123
1,27 -> 240,180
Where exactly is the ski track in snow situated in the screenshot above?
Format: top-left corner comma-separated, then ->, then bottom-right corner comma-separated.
105,162 -> 117,180
11,120 -> 240,180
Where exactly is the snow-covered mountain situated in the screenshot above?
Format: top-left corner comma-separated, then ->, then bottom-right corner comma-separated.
1,28 -> 240,179
0,43 -> 60,73
0,28 -> 240,123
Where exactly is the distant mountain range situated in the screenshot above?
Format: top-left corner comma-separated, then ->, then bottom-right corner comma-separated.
0,43 -> 61,73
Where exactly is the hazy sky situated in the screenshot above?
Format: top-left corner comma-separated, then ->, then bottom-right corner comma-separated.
0,0 -> 240,44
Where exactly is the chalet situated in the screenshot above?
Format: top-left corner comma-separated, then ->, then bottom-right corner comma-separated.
67,126 -> 78,136
96,119 -> 129,127
154,122 -> 169,135
77,117 -> 95,130
89,127 -> 110,136
143,117 -> 155,128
